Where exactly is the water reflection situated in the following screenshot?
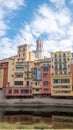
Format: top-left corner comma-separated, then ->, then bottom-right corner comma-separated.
0,114 -> 51,125
0,112 -> 73,129
52,115 -> 73,129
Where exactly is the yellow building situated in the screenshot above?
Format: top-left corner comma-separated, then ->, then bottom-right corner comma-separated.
51,51 -> 72,97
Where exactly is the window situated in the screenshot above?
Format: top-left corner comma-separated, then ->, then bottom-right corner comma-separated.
55,65 -> 58,70
35,81 -> 40,86
55,54 -> 57,57
16,62 -> 24,66
37,68 -> 42,80
44,88 -> 49,92
61,79 -> 70,83
26,81 -> 29,86
33,68 -> 42,80
16,67 -> 24,71
43,81 -> 49,86
53,86 -> 70,88
14,90 -> 19,94
43,67 -> 49,71
14,81 -> 23,85
59,58 -> 62,62
64,64 -> 67,69
53,90 -> 70,94
21,89 -> 29,94
15,73 -> 23,78
53,79 -> 61,83
54,58 -> 57,63
43,64 -> 47,67
63,53 -> 66,57
59,64 -> 62,70
43,74 -> 49,78
63,57 -> 66,62
53,79 -> 70,84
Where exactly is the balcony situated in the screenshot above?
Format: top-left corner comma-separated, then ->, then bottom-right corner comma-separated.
24,69 -> 32,73
16,62 -> 24,67
54,67 -> 67,70
24,76 -> 32,79
16,67 -> 24,72
32,85 -> 41,89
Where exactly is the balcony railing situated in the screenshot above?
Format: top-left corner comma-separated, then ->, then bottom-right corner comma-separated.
16,64 -> 24,66
24,69 -> 32,72
24,76 -> 32,79
54,67 -> 67,70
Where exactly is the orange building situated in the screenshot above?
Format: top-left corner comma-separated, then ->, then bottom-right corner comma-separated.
71,63 -> 73,90
0,62 -> 8,88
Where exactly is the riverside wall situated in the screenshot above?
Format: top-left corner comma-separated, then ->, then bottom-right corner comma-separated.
0,89 -> 73,108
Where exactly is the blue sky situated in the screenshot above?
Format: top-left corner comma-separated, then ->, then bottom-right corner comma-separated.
0,0 -> 73,58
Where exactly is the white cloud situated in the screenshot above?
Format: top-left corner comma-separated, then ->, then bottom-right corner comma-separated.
30,4 -> 70,38
70,0 -> 73,4
0,37 -> 17,58
28,3 -> 72,55
0,0 -> 25,10
0,0 -> 25,58
0,0 -> 73,58
59,39 -> 72,51
49,0 -> 65,8
0,20 -> 8,37
11,2 -> 73,57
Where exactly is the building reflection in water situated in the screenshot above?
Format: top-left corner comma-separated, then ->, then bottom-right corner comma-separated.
52,115 -> 73,129
0,113 -> 73,129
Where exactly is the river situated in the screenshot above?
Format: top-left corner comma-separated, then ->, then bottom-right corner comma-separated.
0,107 -> 73,129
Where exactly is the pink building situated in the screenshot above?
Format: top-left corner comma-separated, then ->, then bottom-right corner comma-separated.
42,64 -> 51,95
5,87 -> 33,97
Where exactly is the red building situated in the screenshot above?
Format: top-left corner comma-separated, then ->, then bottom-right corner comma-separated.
5,87 -> 33,97
42,64 -> 51,95
0,62 -> 8,88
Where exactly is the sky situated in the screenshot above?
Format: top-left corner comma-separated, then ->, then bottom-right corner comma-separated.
0,0 -> 73,58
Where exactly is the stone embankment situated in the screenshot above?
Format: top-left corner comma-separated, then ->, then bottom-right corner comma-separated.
0,90 -> 73,108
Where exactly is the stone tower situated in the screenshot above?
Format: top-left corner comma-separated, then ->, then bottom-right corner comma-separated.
36,38 -> 44,59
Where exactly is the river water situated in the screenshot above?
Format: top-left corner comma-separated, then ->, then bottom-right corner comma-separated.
0,107 -> 73,129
